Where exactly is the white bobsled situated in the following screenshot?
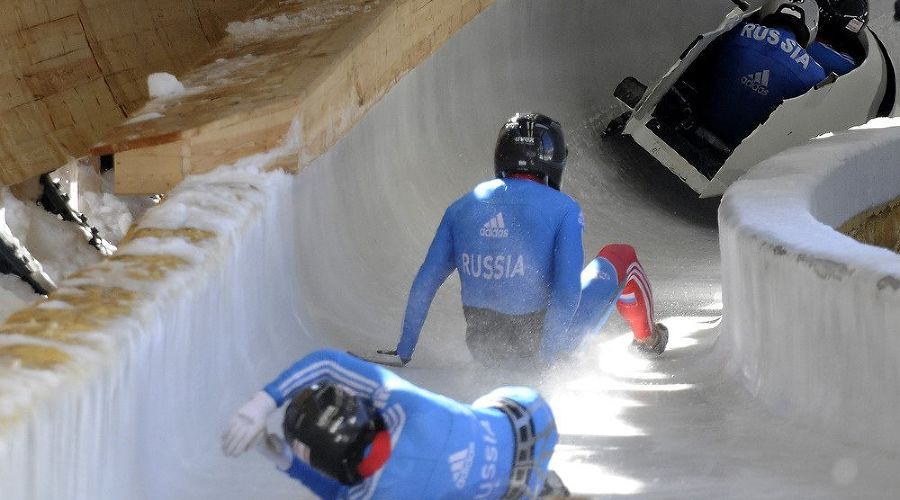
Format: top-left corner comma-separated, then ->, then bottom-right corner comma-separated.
610,2 -> 895,198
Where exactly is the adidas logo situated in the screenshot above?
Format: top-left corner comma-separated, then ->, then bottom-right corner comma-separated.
740,69 -> 770,96
480,213 -> 509,238
448,443 -> 475,489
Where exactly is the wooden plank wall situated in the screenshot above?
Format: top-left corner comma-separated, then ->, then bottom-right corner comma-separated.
840,197 -> 900,253
97,0 -> 495,195
0,0 -> 256,186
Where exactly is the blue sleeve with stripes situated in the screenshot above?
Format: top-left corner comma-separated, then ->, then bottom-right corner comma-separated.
283,457 -> 343,499
396,212 -> 456,362
808,41 -> 857,76
262,350 -> 405,499
539,206 -> 584,362
263,349 -> 400,407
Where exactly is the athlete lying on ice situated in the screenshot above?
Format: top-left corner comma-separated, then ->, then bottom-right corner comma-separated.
222,349 -> 568,499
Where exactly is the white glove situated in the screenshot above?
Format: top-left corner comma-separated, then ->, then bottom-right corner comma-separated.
222,391 -> 277,456
255,433 -> 293,471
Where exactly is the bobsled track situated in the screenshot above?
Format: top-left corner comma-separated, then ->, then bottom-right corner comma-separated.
2,1 -> 900,498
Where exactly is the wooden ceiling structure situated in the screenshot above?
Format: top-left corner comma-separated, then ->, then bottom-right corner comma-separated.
0,0 -> 253,186
0,0 -> 494,192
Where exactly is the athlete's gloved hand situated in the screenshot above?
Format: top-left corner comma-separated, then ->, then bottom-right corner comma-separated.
222,391 -> 277,456
255,433 -> 293,471
376,349 -> 409,366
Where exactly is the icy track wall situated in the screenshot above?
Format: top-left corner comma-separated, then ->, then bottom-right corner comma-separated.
719,121 -> 900,452
1,0 -> 897,498
0,144 -> 311,499
0,0 -> 733,496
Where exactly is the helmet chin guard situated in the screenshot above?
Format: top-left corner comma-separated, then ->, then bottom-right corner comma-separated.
494,113 -> 568,190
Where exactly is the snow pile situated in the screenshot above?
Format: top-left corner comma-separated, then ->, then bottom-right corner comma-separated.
0,161 -> 152,324
201,55 -> 263,83
0,258 -> 36,321
124,111 -> 164,124
850,116 -> 900,131
0,127 -> 308,499
718,122 -> 900,452
147,72 -> 186,98
225,1 -> 372,43
0,189 -> 102,285
79,192 -> 134,243
226,14 -> 323,40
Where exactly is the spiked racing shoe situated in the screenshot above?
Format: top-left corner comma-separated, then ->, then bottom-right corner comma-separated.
631,323 -> 668,356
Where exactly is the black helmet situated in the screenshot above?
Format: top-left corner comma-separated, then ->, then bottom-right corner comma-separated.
283,383 -> 384,485
494,113 -> 568,190
818,0 -> 868,41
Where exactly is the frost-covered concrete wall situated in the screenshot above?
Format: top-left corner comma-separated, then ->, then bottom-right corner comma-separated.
2,0 -> 896,497
719,121 -> 900,451
0,1 -> 731,496
0,149 -> 312,499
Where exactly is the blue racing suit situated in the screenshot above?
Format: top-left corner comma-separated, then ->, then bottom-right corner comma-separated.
262,349 -> 558,499
808,40 -> 858,76
698,21 -> 827,145
396,178 -> 586,364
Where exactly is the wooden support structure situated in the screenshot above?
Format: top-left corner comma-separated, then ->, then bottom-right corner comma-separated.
0,0 -> 256,186
840,197 -> 900,253
91,0 -> 496,195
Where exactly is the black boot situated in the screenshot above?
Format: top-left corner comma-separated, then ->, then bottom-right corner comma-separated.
631,323 -> 669,356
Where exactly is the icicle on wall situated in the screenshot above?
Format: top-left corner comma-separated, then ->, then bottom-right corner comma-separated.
0,143 -> 313,499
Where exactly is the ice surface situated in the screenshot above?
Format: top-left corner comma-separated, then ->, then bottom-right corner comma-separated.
3,1 -> 900,499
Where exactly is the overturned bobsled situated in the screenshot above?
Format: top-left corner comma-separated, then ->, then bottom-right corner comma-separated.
606,0 -> 895,198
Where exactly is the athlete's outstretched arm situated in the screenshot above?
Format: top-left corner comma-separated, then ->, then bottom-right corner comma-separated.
395,212 -> 456,362
263,349 -> 403,406
539,207 -> 584,362
224,350 -> 403,495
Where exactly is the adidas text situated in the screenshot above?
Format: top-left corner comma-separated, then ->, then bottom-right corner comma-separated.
480,213 -> 509,238
480,227 -> 509,238
448,443 -> 476,489
741,70 -> 770,95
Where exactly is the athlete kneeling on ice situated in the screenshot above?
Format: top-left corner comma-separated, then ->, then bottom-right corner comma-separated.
695,0 -> 828,146
380,113 -> 667,368
222,349 -> 567,499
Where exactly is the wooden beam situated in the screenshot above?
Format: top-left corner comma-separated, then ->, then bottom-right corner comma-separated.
92,0 -> 495,194
114,140 -> 188,195
0,0 -> 264,186
840,197 -> 900,253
